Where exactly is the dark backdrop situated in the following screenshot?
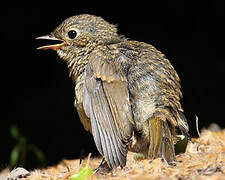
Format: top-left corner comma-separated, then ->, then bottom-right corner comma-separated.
0,1 -> 224,169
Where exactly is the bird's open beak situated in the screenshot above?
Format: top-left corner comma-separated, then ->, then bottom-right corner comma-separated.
36,35 -> 65,50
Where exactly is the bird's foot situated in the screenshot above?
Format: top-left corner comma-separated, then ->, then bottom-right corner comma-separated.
94,158 -> 112,175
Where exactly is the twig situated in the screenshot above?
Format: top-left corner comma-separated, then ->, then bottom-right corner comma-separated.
196,115 -> 200,138
195,115 -> 201,152
86,153 -> 92,166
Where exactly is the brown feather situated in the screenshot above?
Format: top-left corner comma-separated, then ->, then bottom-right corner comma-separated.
83,62 -> 133,169
37,14 -> 190,170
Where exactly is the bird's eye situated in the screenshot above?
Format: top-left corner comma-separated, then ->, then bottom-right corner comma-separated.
68,30 -> 77,39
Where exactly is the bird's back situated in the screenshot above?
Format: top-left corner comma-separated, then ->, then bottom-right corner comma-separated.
110,40 -> 182,124
110,40 -> 189,160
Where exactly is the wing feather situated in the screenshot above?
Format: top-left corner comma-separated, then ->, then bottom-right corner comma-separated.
83,62 -> 133,169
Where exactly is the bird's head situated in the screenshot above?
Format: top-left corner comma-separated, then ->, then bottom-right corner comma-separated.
37,14 -> 122,61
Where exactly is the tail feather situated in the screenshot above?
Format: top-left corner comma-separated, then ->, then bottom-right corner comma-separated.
178,112 -> 191,140
148,116 -> 175,164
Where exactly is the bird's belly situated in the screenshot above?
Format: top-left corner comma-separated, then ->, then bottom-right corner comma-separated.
128,72 -> 159,154
75,103 -> 92,132
74,72 -> 92,133
129,73 -> 158,129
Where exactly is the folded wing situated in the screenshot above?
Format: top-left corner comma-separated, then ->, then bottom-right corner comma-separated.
83,55 -> 134,169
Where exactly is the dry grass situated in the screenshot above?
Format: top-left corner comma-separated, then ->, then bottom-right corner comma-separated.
2,126 -> 225,180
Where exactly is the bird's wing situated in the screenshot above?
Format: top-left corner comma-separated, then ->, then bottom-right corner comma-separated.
83,53 -> 134,169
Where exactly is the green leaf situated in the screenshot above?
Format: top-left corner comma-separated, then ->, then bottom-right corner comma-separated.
69,166 -> 93,180
175,135 -> 189,154
28,144 -> 46,163
10,125 -> 20,140
10,146 -> 20,168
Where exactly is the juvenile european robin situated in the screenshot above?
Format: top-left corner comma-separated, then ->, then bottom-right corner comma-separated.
37,14 -> 190,170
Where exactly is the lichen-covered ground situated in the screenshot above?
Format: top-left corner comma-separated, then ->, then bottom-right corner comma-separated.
1,126 -> 225,180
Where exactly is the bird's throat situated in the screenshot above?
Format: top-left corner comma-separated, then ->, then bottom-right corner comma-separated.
57,48 -> 88,82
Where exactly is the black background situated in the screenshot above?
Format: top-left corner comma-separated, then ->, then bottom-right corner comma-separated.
0,1 -> 224,169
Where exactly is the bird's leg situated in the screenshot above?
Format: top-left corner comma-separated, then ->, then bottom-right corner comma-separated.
94,157 -> 112,175
148,116 -> 175,165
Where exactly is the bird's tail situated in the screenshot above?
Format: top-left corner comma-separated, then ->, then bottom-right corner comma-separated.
177,111 -> 191,140
148,116 -> 175,165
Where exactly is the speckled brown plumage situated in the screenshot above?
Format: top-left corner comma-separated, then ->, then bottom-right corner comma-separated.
37,14 -> 190,171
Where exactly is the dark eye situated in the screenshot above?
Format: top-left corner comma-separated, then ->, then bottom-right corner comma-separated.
68,30 -> 77,39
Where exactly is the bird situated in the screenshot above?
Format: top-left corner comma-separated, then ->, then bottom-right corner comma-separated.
36,14 -> 190,171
